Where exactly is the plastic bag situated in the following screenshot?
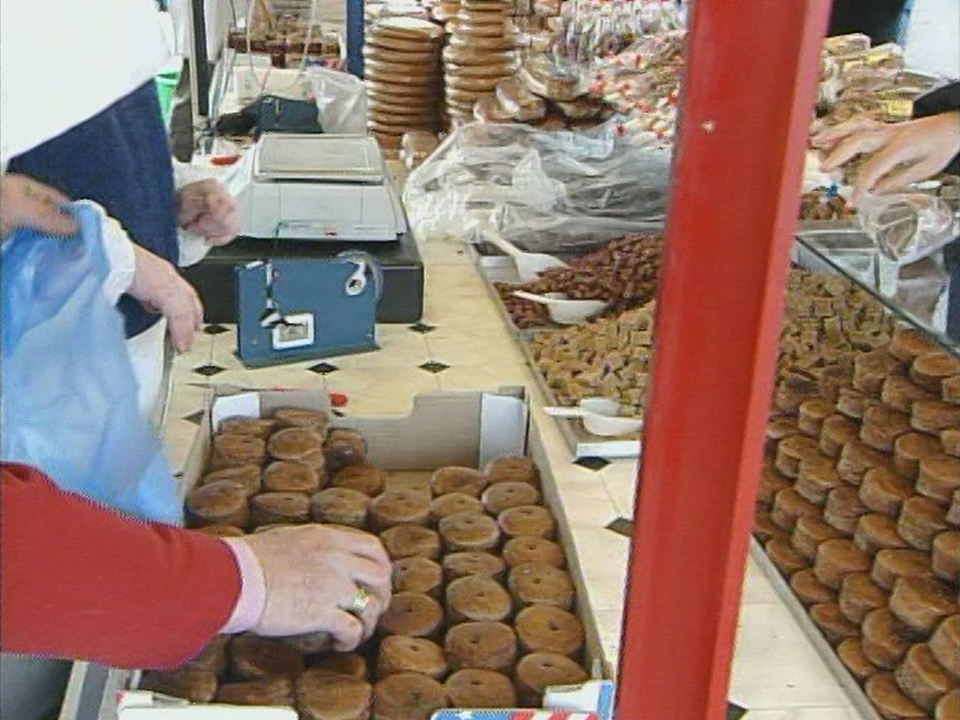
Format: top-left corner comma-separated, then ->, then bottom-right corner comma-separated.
1,204 -> 183,525
857,193 -> 958,265
403,119 -> 669,251
309,67 -> 367,134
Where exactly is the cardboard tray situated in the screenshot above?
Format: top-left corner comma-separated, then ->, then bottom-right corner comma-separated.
60,388 -> 614,720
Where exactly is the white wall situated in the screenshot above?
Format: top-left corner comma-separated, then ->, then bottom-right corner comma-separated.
905,0 -> 960,79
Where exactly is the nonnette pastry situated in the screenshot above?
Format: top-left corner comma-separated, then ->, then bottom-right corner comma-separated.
482,481 -> 542,515
380,525 -> 442,560
508,563 -> 575,610
881,375 -> 935,413
377,636 -> 448,680
378,592 -> 445,638
331,463 -> 385,496
932,531 -> 959,584
754,511 -> 789,545
860,405 -> 911,453
392,556 -> 444,596
862,608 -> 915,670
898,496 -> 949,551
219,416 -> 277,439
889,577 -> 959,635
484,456 -> 540,487
310,487 -> 370,528
790,569 -> 837,605
774,435 -> 820,478
444,621 -> 518,672
865,673 -> 927,720
296,669 -> 372,720
273,407 -> 330,435
139,670 -> 218,703
860,467 -> 913,517
215,677 -> 295,706
372,489 -> 432,530
791,515 -> 842,561
836,441 -> 892,485
200,465 -> 262,497
771,489 -> 820,532
917,455 -> 960,504
937,689 -> 959,720
514,652 -> 589,706
809,603 -> 860,645
262,460 -> 321,494
819,415 -> 859,458
943,375 -> 960,404
231,635 -> 305,680
314,653 -> 369,679
439,511 -> 502,552
267,428 -> 325,471
824,487 -> 868,534
373,672 -> 447,720
187,481 -> 250,528
943,428 -> 960,457
445,669 -> 518,708
893,432 -> 942,479
442,551 -> 507,582
514,606 -> 585,658
210,434 -> 266,470
929,615 -> 959,683
838,573 -> 887,624
895,643 -> 957,711
323,429 -> 368,472
890,326 -> 940,362
250,492 -> 311,527
797,399 -> 833,437
911,399 -> 959,434
911,352 -> 960,393
855,514 -> 909,554
837,639 -> 879,682
431,467 -> 488,498
853,350 -> 903,396
446,575 -> 513,624
794,456 -> 841,505
758,465 -> 792,505
766,537 -> 808,577
430,493 -> 483,523
871,549 -> 934,590
836,388 -> 877,420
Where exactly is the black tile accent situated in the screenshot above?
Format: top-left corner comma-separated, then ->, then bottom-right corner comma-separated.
332,409 -> 346,418
420,361 -> 450,374
193,363 -> 226,377
409,322 -> 437,334
308,362 -> 340,375
726,702 -> 748,720
605,517 -> 633,537
575,456 -> 610,471
202,323 -> 230,335
182,410 -> 205,425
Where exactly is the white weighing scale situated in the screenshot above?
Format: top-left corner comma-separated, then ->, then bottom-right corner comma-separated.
237,133 -> 407,241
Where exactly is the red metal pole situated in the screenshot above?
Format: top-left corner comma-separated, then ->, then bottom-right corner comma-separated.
615,2 -> 831,719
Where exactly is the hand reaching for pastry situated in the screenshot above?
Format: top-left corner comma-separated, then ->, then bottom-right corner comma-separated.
127,246 -> 204,353
239,525 -> 392,651
0,174 -> 78,238
812,113 -> 960,204
177,180 -> 240,247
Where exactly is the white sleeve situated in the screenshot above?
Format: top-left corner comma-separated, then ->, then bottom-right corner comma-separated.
172,159 -> 216,267
76,201 -> 137,305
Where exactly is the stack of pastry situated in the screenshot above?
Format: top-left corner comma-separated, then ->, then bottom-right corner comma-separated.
363,16 -> 445,154
443,0 -> 523,126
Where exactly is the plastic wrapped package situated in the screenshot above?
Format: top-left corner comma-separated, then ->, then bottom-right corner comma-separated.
823,33 -> 872,57
496,78 -> 547,121
474,95 -> 517,122
857,193 -> 959,265
402,119 -> 669,250
309,68 -> 368,133
520,54 -> 590,101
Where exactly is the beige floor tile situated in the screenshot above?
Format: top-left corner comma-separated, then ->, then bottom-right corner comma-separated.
601,472 -> 638,519
164,383 -> 210,426
426,329 -> 527,370
163,419 -> 200,474
415,238 -> 473,267
570,527 -> 629,612
741,709 -> 860,720
742,554 -> 780,605
435,363 -> 533,394
592,608 -> 624,671
324,325 -> 431,369
326,368 -> 441,416
554,481 -> 619,529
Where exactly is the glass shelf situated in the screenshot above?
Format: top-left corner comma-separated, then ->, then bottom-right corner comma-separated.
794,229 -> 958,356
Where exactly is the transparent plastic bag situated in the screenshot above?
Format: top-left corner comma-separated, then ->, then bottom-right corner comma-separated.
309,66 -> 367,134
0,204 -> 182,524
403,118 -> 669,250
857,193 -> 959,265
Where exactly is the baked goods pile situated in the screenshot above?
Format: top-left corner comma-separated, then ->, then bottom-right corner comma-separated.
146,411 -> 592,718
364,16 -> 446,151
227,19 -> 341,68
760,293 -> 959,719
799,187 -> 857,222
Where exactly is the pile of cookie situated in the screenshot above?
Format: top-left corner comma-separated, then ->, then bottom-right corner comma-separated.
759,320 -> 959,720
141,408 -> 592,719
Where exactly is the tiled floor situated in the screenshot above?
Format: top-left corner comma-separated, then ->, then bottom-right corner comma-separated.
162,234 -> 866,719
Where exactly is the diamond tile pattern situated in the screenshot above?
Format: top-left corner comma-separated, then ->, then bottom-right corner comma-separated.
419,361 -> 450,374
308,362 -> 340,375
409,322 -> 437,334
202,324 -> 230,335
726,702 -> 748,720
605,517 -> 633,537
193,364 -> 226,377
575,457 -> 610,471
182,410 -> 205,426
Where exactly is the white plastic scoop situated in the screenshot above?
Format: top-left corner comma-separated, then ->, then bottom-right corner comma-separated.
543,398 -> 643,437
512,290 -> 608,325
484,231 -> 569,281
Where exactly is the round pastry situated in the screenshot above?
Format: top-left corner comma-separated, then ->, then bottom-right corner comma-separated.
187,480 -> 249,528
891,326 -> 940,362
766,537 -> 808,577
371,16 -> 445,41
369,110 -> 439,128
431,467 -> 487,498
775,374 -> 818,414
196,523 -> 247,538
854,350 -> 903,396
932,531 -> 959,583
139,670 -> 218,703
911,352 -> 960,393
836,441 -> 892,485
515,606 -> 584,658
499,505 -> 556,540
429,493 -> 483,523
895,643 -> 956,711
898,496 -> 949,551
838,573 -> 887,624
310,488 -> 371,528
508,563 -> 575,610
755,510 -> 789,544
201,465 -> 262,497
771,488 -> 820,532
313,653 -> 369,679
871,549 -> 935,591
502,536 -> 565,569
819,415 -> 859,458
446,575 -> 512,624
881,375 -> 935,413
445,59 -> 521,78
273,407 -> 330,435
809,603 -> 860,645
183,635 -> 231,674
482,481 -> 542,515
942,428 -> 960,458
210,434 -> 266,471
514,652 -> 589,706
441,551 -> 507,583
949,490 -> 960,525
378,592 -> 445,638
484,456 -> 540,487
381,525 -> 442,560
836,388 -> 876,419
296,670 -> 373,720
917,455 -> 960,504
268,428 -> 325,470
766,418 -> 800,454
758,465 -> 792,505
366,80 -> 440,99
372,489 -> 432,531
254,523 -> 294,534
372,672 -> 446,720
824,487 -> 868,534
444,621 -> 517,672
890,577 -> 959,635
439,511 -> 502,552
231,635 -> 305,680
377,636 -> 448,680
860,467 -> 913,517
774,435 -> 820,478
937,689 -> 960,720
817,364 -> 852,405
791,515 -> 843,562
865,673 -> 927,720
393,557 -> 444,596
790,569 -> 837,605
943,375 -> 960,404
283,632 -> 334,655
929,616 -> 959,683
797,399 -> 833,437
855,514 -> 910,554
795,455 -> 841,505
331,463 -> 385,497
250,492 -> 311,527
219,416 -> 277,439
215,677 -> 295,706
363,46 -> 438,65
444,669 -> 517,708
814,539 -> 871,589
861,405 -> 911,452
913,399 -> 960,435
838,639 -> 879,682
263,460 -> 322,494
863,608 -> 916,669
323,429 -> 368,472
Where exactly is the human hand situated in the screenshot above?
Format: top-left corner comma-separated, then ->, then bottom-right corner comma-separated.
238,525 -> 392,651
812,113 -> 960,204
127,246 -> 204,352
177,180 -> 240,247
0,174 -> 78,238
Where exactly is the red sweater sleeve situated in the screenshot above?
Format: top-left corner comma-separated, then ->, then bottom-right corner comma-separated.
0,463 -> 242,669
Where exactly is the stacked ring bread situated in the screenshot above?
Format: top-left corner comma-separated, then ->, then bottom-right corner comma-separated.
173,419 -> 591,716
